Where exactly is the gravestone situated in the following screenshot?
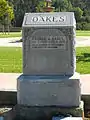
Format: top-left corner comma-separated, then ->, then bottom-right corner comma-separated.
22,12 -> 76,75
17,12 -> 81,107
3,12 -> 83,120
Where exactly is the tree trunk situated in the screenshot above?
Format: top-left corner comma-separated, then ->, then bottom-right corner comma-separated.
8,25 -> 10,34
2,25 -> 5,34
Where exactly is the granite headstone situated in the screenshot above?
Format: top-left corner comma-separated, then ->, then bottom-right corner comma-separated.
17,12 -> 81,107
22,12 -> 76,75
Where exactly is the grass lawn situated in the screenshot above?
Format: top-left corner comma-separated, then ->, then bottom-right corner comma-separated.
76,30 -> 90,36
0,47 -> 22,73
76,47 -> 90,74
0,32 -> 22,38
0,30 -> 90,38
0,47 -> 90,74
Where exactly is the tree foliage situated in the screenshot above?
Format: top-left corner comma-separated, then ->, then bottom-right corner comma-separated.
11,0 -> 39,26
7,0 -> 90,30
53,0 -> 72,12
72,7 -> 83,21
0,0 -> 14,25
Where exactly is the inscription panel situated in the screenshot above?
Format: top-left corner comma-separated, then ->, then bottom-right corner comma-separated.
23,27 -> 76,75
30,36 -> 66,49
29,29 -> 67,49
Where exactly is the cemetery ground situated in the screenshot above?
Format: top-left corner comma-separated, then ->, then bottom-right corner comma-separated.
0,32 -> 21,38
0,47 -> 90,74
0,32 -> 90,119
76,31 -> 90,36
0,30 -> 90,38
0,47 -> 90,119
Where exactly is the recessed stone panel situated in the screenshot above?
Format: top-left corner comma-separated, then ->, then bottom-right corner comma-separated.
23,28 -> 76,75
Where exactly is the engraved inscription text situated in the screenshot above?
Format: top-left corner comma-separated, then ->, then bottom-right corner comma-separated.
30,36 -> 66,49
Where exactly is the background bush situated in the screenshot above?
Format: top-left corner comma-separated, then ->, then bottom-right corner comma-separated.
76,22 -> 90,30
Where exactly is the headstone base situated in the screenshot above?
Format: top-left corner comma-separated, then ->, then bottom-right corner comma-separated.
17,72 -> 81,107
4,101 -> 84,120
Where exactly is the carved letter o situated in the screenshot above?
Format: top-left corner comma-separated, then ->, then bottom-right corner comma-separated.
32,17 -> 38,22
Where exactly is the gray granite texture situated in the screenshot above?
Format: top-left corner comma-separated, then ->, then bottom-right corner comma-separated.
4,101 -> 84,120
17,72 -> 81,107
22,12 -> 76,76
23,28 -> 76,76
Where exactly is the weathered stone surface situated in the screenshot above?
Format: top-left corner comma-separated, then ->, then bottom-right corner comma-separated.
16,12 -> 82,118
22,12 -> 76,76
4,101 -> 84,120
17,72 -> 81,107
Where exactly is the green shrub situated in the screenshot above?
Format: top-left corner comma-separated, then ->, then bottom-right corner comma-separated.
85,16 -> 90,23
76,22 -> 90,30
80,16 -> 90,23
82,22 -> 90,30
76,23 -> 82,30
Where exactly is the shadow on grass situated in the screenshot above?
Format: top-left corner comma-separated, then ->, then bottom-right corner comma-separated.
77,53 -> 90,62
9,38 -> 22,43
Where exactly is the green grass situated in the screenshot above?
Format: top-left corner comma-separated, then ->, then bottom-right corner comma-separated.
76,30 -> 90,36
0,47 -> 22,73
0,32 -> 22,38
76,47 -> 90,74
0,30 -> 90,38
0,47 -> 90,74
